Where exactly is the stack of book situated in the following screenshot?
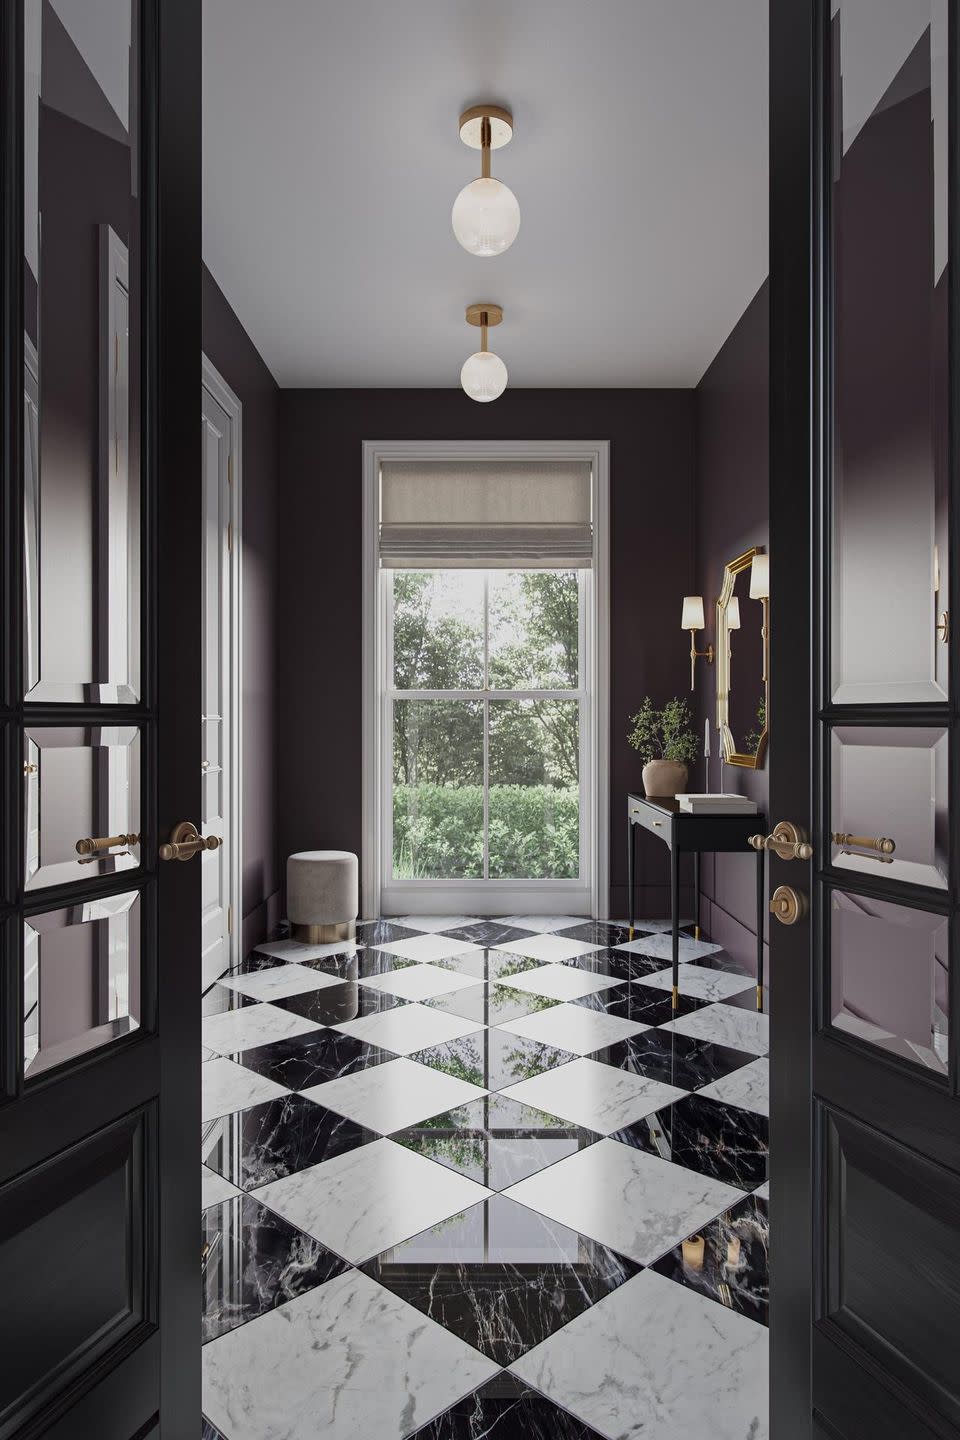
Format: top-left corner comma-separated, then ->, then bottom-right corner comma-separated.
677,793 -> 758,815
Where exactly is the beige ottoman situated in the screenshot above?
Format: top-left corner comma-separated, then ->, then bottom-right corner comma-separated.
287,850 -> 358,943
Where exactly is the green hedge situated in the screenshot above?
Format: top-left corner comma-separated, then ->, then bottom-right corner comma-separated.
393,783 -> 579,879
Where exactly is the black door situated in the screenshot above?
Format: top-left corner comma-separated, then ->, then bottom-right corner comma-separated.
0,3 -> 201,1436
771,3 -> 960,1437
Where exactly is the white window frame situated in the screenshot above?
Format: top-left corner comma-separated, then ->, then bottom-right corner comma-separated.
362,440 -> 610,918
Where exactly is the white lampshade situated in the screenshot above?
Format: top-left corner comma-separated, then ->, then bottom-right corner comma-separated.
749,553 -> 770,600
452,177 -> 521,257
681,595 -> 705,631
461,349 -> 508,402
727,596 -> 741,630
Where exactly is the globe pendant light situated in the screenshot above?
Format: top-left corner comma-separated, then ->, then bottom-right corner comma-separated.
452,105 -> 520,257
461,303 -> 507,402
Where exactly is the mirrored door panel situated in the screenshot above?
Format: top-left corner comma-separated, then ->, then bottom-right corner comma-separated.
23,0 -> 141,701
830,3 -> 949,703
24,726 -> 141,890
829,726 -> 947,889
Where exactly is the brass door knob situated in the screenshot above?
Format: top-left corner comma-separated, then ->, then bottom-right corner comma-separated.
159,821 -> 221,862
770,885 -> 806,925
748,820 -> 814,862
76,832 -> 140,856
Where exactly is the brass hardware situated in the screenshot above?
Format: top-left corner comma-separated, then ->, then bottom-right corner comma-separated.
458,104 -> 514,151
291,920 -> 356,944
716,546 -> 769,769
937,610 -> 949,644
76,833 -> 140,857
748,820 -> 813,862
652,820 -> 663,828
688,633 -> 714,691
831,832 -> 895,856
672,983 -> 679,1009
756,983 -> 763,1012
159,821 -> 221,863
770,885 -> 806,925
23,762 -> 38,774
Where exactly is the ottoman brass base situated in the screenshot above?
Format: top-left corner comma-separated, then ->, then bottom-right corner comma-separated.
291,920 -> 356,944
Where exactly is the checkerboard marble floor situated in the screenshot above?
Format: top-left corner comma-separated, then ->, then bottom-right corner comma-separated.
200,916 -> 770,1440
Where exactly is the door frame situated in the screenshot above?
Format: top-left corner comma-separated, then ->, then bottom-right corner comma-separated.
201,354 -> 242,979
361,439 -> 610,919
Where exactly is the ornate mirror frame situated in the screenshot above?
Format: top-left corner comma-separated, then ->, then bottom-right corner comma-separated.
716,545 -> 769,768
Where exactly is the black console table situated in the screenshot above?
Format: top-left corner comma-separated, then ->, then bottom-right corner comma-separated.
626,794 -> 766,1011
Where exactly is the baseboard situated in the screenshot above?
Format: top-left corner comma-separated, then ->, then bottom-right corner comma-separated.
241,887 -> 282,958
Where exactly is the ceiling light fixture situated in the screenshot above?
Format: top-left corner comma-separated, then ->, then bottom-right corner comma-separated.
452,105 -> 520,257
461,303 -> 507,402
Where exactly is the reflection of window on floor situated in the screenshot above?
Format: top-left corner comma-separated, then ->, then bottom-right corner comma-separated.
389,569 -> 584,883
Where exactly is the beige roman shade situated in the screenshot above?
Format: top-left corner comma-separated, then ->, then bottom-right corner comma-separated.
379,460 -> 593,567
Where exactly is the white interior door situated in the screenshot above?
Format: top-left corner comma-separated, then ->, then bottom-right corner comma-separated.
200,381 -> 236,987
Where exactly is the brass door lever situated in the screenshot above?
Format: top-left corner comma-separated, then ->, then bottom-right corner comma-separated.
159,821 -> 221,862
76,833 -> 140,856
748,820 -> 813,862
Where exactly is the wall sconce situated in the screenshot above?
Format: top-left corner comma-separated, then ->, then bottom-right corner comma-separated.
749,553 -> 770,684
682,596 -> 714,691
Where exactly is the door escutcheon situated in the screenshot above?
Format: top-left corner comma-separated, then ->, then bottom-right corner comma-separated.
770,884 -> 806,925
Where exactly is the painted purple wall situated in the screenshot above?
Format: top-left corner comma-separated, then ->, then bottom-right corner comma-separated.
277,388 -> 697,917
693,279 -> 770,975
202,267 -> 282,952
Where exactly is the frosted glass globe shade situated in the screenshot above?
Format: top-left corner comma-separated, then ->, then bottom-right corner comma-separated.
460,349 -> 508,402
451,176 -> 521,256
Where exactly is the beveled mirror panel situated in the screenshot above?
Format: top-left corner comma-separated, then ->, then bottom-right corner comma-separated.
24,891 -> 141,1080
830,726 -> 947,889
716,547 -> 768,768
23,0 -> 141,702
24,726 -> 140,890
830,3 -> 949,704
829,890 -> 948,1077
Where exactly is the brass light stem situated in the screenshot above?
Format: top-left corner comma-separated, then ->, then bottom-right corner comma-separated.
480,115 -> 492,177
480,316 -> 488,353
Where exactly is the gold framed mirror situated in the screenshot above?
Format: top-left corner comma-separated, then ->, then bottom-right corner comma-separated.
716,546 -> 769,768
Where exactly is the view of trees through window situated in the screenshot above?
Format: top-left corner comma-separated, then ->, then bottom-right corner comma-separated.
391,570 -> 582,881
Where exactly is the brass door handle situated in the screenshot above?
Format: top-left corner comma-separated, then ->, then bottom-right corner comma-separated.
830,832 -> 895,856
159,821 -> 221,862
76,833 -> 140,856
748,820 -> 813,862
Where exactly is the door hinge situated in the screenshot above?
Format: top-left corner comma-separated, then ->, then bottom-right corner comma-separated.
227,905 -> 233,936
227,521 -> 233,553
228,453 -> 233,486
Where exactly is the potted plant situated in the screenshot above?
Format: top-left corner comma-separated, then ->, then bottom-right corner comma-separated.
627,696 -> 699,797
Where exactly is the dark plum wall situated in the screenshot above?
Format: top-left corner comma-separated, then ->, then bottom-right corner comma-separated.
202,268 -> 282,952
277,389 -> 697,917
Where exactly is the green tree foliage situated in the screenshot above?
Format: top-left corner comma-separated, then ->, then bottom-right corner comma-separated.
626,696 -> 699,767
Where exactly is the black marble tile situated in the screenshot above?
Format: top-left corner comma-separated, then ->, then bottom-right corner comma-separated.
722,983 -> 771,1015
361,1194 -> 641,1365
393,1094 -> 600,1189
651,1193 -> 769,1325
559,947 -> 665,983
587,1029 -> 757,1090
234,1029 -> 396,1091
571,982 -> 707,1028
202,1092 -> 376,1189
411,1028 -> 576,1092
356,919 -> 421,946
201,1419 -> 228,1440
553,920 -> 638,948
202,1194 -> 349,1342
228,949 -> 288,974
685,951 -> 756,976
298,948 -> 364,981
612,1093 -> 768,1191
408,1373 -> 606,1439
201,982 -> 259,1017
274,980 -> 409,1027
423,982 -> 561,1026
439,920 -> 532,947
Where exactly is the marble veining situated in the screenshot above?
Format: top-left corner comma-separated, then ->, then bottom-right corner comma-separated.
572,981 -> 707,1027
493,934 -> 605,965
302,1054 -> 488,1133
359,961 -> 480,1002
408,1372 -> 607,1439
612,1093 -> 769,1191
356,918 -> 422,946
614,931 -> 724,962
499,1001 -> 650,1056
361,1193 -> 641,1365
440,920 -> 532,947
234,1027 -> 397,1091
499,915 -> 594,933
698,1056 -> 770,1116
202,1092 -> 377,1190
201,1165 -> 241,1210
218,963 -> 342,1002
333,1000 -> 485,1056
372,933 -> 483,963
275,978 -> 410,1027
200,1001 -> 323,1056
502,1056 -> 687,1135
651,1193 -> 769,1326
411,1028 -> 577,1092
201,1057 -> 290,1123
642,960 -> 756,1002
490,963 -> 619,1003
559,946 -> 668,982
423,980 -> 561,1026
664,1002 -> 770,1056
552,920 -> 637,948
586,1028 -> 756,1091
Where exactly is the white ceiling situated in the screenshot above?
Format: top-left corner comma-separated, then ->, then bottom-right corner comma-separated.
202,0 -> 768,388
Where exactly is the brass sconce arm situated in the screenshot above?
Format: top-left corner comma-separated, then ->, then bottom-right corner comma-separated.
687,633 -> 714,691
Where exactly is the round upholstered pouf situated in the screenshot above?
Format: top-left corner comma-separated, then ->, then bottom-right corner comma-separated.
287,850 -> 359,944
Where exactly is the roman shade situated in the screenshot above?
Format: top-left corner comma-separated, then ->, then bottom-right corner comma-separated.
379,459 -> 594,567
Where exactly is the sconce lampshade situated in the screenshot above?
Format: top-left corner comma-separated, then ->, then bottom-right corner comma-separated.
460,349 -> 508,402
681,595 -> 705,631
749,554 -> 770,600
452,177 -> 521,257
727,596 -> 741,630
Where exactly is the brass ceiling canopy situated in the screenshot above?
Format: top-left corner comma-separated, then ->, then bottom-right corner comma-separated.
458,105 -> 514,151
465,302 -> 503,328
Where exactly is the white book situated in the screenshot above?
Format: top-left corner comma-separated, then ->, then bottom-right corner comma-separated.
677,793 -> 758,814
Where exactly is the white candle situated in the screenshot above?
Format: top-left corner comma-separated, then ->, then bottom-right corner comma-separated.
704,718 -> 711,757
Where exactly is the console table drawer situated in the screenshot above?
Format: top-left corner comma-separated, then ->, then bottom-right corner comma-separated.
628,797 -> 672,841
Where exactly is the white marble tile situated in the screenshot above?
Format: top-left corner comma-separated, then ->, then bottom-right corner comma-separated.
510,1268 -> 768,1440
664,1003 -> 770,1056
334,1001 -> 484,1056
201,1164 -> 241,1209
502,1057 -> 686,1135
255,1138 -> 492,1264
698,1057 -> 770,1116
391,914 -> 482,933
201,1057 -> 289,1122
303,1055 -> 487,1133
641,961 -> 755,1001
371,933 -> 483,963
218,963 -> 342,1002
499,914 -> 592,933
497,1002 -> 650,1055
494,933 -> 603,963
754,1180 -> 770,1201
616,916 -> 695,933
492,963 -> 619,1003
201,1046 -> 216,1062
358,962 -> 478,1001
504,1139 -> 745,1265
201,1001 -> 324,1055
203,1265 -> 498,1440
254,937 -> 364,962
614,932 -> 723,961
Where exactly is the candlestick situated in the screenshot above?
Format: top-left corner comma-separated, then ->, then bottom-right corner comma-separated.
682,1235 -> 705,1271
704,718 -> 711,758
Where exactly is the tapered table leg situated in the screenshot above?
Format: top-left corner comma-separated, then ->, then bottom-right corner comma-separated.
756,846 -> 765,1012
671,843 -> 680,1009
693,851 -> 701,940
628,816 -> 636,938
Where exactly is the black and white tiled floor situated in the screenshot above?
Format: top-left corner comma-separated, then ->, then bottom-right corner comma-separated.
200,916 -> 770,1440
